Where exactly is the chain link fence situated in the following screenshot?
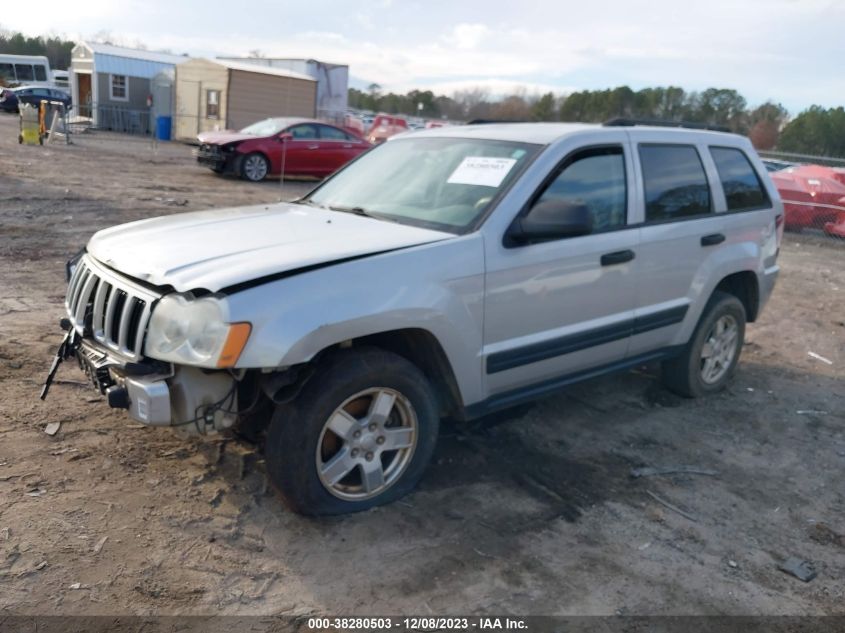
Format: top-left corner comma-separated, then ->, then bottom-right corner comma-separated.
758,150 -> 845,242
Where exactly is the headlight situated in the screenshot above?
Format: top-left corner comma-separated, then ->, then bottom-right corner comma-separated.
145,293 -> 251,368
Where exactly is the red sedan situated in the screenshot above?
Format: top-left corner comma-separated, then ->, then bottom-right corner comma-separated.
196,117 -> 372,182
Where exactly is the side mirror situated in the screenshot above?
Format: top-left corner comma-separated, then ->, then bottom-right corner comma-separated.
508,199 -> 592,244
278,132 -> 292,142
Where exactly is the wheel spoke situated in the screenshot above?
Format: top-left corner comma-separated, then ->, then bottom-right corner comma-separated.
320,448 -> 356,485
701,341 -> 715,358
360,459 -> 385,493
326,409 -> 358,440
368,390 -> 397,426
382,426 -> 414,450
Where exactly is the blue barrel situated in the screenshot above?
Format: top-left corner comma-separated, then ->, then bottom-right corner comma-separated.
155,115 -> 172,141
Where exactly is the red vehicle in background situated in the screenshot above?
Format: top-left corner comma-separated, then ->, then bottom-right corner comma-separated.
366,114 -> 408,144
196,117 -> 371,182
771,164 -> 845,237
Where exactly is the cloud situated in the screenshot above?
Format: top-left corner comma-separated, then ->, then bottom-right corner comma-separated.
445,23 -> 489,50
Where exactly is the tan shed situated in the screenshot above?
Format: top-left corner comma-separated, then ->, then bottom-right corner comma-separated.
173,58 -> 316,141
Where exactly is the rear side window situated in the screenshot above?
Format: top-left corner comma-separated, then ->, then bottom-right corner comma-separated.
710,147 -> 770,211
288,124 -> 318,139
318,124 -> 351,140
0,63 -> 13,80
639,144 -> 711,222
534,146 -> 627,234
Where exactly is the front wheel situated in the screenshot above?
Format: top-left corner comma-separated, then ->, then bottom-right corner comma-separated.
265,348 -> 440,515
661,291 -> 746,398
240,152 -> 269,182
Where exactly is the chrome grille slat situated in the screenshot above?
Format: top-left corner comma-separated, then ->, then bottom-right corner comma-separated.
92,281 -> 110,340
103,287 -> 120,348
64,255 -> 160,362
117,296 -> 137,353
65,261 -> 87,309
73,274 -> 98,327
69,268 -> 90,315
133,302 -> 151,356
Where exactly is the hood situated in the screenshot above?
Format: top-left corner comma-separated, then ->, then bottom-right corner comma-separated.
197,130 -> 257,145
86,203 -> 453,292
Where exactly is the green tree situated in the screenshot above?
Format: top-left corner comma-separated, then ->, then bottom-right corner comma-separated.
530,92 -> 557,121
779,106 -> 845,157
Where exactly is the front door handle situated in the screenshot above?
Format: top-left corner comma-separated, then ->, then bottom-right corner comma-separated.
307,144 -> 319,150
600,250 -> 635,266
701,233 -> 726,246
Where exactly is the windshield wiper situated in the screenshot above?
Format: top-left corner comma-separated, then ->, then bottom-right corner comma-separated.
327,205 -> 380,219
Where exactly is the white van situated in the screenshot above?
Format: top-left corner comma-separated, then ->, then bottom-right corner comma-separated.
0,54 -> 52,87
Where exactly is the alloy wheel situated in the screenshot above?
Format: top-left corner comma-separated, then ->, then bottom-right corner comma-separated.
315,388 -> 418,501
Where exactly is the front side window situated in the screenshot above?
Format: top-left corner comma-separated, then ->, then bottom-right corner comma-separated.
710,147 -> 770,211
33,65 -> 47,81
307,137 -> 539,232
14,64 -> 33,81
640,144 -> 711,222
532,147 -> 627,235
206,89 -> 220,119
110,74 -> 127,100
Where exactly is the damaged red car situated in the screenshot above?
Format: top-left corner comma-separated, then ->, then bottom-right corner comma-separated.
196,117 -> 371,182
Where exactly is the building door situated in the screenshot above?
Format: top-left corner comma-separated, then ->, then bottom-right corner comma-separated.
77,73 -> 92,117
175,80 -> 200,140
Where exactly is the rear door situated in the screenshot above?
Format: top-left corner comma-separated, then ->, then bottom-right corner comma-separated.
628,133 -> 728,356
483,132 -> 640,396
316,124 -> 364,175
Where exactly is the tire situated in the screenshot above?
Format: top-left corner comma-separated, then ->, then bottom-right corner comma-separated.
241,152 -> 269,182
265,347 -> 440,515
661,291 -> 746,398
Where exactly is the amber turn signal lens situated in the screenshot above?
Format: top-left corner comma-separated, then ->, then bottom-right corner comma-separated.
216,322 -> 251,368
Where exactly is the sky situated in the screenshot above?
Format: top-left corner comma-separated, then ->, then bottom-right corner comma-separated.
2,0 -> 843,113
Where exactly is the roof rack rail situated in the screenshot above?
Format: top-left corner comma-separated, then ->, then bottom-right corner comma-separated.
466,119 -> 528,125
603,117 -> 732,133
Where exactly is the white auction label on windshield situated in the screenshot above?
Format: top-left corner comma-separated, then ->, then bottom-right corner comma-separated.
447,156 -> 517,187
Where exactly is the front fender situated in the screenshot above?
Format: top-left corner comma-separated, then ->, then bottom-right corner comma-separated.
226,235 -> 487,405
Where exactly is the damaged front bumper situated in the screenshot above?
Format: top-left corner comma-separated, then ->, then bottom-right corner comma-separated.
41,324 -> 238,434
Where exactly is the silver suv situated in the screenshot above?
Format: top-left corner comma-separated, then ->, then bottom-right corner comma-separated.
44,122 -> 783,515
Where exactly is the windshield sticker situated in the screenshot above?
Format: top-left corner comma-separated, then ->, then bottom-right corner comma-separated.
447,157 -> 518,188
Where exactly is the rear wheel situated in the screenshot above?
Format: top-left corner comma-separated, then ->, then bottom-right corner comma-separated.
241,152 -> 269,182
662,291 -> 746,397
265,348 -> 439,515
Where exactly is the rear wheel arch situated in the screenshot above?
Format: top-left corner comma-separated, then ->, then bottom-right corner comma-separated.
714,271 -> 760,322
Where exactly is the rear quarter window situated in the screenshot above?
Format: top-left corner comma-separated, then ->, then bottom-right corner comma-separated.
709,146 -> 770,211
639,144 -> 711,222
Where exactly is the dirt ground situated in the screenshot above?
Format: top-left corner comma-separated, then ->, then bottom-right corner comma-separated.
0,114 -> 843,617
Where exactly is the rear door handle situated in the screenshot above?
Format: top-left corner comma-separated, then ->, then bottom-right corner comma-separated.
701,233 -> 726,246
600,250 -> 635,266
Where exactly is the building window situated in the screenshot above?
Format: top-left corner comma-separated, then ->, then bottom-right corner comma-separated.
206,89 -> 220,119
110,74 -> 128,101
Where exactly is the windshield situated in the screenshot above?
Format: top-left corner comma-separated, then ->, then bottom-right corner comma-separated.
240,118 -> 287,136
306,137 -> 540,232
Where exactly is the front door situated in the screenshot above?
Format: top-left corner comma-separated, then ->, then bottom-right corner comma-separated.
275,123 -> 321,176
77,73 -> 92,116
483,136 -> 639,396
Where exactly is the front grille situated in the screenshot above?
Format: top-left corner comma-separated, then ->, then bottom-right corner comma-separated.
65,255 -> 160,361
